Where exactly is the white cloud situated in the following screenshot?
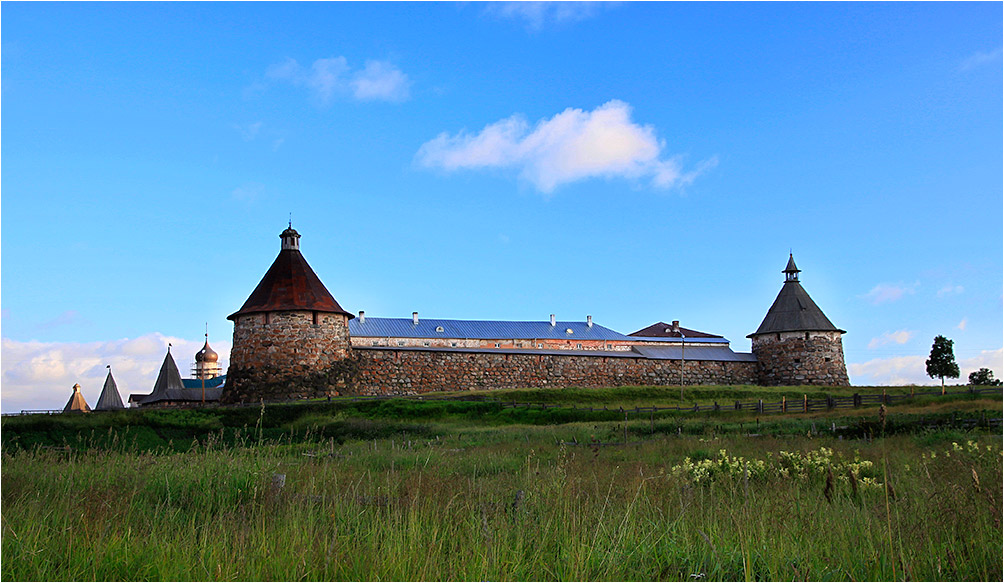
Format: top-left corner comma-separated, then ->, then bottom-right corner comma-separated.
231,182 -> 265,202
960,47 -> 1002,71
37,310 -> 88,332
1,334 -> 231,413
416,100 -> 716,193
937,284 -> 964,297
860,282 -> 918,305
957,318 -> 967,331
350,60 -> 411,102
234,121 -> 263,141
485,2 -> 611,30
264,56 -> 409,104
848,347 -> 1003,386
867,330 -> 914,349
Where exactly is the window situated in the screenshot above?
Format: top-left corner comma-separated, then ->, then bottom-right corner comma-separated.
494,343 -> 501,348
566,328 -> 574,334
397,341 -> 405,346
451,342 -> 458,347
312,311 -> 319,325
804,332 -> 810,340
423,342 -> 430,347
537,343 -> 543,348
264,313 -> 271,325
436,326 -> 445,332
576,343 -> 582,349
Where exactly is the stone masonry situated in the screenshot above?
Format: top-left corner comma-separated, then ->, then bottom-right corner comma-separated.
751,331 -> 849,386
223,310 -> 353,402
350,347 -> 758,395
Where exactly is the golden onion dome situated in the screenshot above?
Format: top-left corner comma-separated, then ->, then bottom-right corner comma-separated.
195,337 -> 219,363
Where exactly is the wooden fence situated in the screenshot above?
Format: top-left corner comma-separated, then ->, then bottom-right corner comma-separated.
3,386 -> 1001,418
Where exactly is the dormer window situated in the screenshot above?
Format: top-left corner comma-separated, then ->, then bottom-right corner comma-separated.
566,328 -> 574,334
435,326 -> 445,333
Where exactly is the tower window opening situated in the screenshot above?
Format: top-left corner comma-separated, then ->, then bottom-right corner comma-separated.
312,311 -> 319,325
804,332 -> 810,340
264,313 -> 271,325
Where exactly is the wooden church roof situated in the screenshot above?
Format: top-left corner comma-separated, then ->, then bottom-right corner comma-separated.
136,348 -> 188,406
228,227 -> 352,320
749,255 -> 845,337
63,383 -> 91,413
94,368 -> 125,411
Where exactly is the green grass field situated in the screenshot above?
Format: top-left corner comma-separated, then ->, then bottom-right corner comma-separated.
2,385 -> 1001,580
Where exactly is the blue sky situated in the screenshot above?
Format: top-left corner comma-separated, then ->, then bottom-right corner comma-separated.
2,2 -> 1001,411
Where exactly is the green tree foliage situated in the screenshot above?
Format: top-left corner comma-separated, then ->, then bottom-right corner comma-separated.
926,335 -> 960,388
968,367 -> 1002,386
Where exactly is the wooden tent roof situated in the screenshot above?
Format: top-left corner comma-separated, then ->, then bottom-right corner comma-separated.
94,369 -> 125,411
63,383 -> 91,413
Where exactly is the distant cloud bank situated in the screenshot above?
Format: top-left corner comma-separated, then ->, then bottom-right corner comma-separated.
265,56 -> 411,104
0,334 -> 231,413
848,347 -> 1003,386
416,100 -> 717,193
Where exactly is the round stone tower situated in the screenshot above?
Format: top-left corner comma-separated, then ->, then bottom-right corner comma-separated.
222,226 -> 355,403
748,255 -> 849,386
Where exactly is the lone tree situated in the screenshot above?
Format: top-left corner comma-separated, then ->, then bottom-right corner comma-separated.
968,367 -> 1002,387
925,335 -> 960,390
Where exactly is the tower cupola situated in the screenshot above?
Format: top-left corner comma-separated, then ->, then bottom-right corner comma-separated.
280,223 -> 301,251
783,254 -> 800,282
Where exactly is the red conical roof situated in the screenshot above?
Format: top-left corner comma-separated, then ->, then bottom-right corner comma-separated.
227,228 -> 352,320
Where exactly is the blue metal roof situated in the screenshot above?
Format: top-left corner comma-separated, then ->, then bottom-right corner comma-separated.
632,345 -> 757,362
629,335 -> 730,345
181,376 -> 226,389
349,317 -> 635,341
353,344 -> 755,362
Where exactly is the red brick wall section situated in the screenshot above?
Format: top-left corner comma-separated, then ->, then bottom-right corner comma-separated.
349,348 -> 758,395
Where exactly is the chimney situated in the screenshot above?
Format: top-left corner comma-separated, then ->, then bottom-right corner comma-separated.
672,320 -> 680,333
358,310 -> 365,324
587,315 -> 593,328
550,314 -> 556,326
413,312 -> 419,325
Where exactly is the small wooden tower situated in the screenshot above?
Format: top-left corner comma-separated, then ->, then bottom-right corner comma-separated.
63,383 -> 91,413
94,366 -> 125,411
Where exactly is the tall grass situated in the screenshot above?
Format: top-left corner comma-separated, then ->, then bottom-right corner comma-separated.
3,423 -> 1001,581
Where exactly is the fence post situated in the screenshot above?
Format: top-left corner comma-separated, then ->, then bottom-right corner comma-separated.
757,399 -> 763,413
882,388 -> 888,404
803,394 -> 808,413
853,393 -> 861,408
826,395 -> 834,410
911,386 -> 915,398
735,400 -> 741,410
782,395 -> 787,413
714,401 -> 720,412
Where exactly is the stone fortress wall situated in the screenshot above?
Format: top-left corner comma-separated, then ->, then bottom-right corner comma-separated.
220,229 -> 850,404
751,331 -> 849,386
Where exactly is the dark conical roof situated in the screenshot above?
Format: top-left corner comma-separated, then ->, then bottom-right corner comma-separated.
94,369 -> 125,411
139,349 -> 187,405
228,229 -> 352,320
748,258 -> 845,337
